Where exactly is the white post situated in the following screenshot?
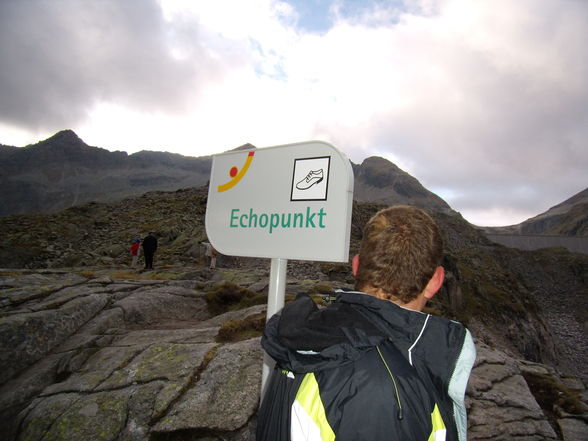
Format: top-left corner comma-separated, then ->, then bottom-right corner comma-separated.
260,257 -> 288,400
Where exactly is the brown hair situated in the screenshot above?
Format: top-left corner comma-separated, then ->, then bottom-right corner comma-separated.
354,206 -> 443,303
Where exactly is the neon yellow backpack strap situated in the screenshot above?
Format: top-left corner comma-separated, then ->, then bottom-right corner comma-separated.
291,373 -> 336,441
428,403 -> 447,441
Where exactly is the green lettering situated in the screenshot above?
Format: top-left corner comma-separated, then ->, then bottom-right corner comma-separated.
260,214 -> 268,227
318,208 -> 326,228
230,209 -> 239,228
305,207 -> 316,228
229,207 -> 328,233
293,213 -> 303,228
249,209 -> 258,227
281,213 -> 292,228
270,214 -> 279,233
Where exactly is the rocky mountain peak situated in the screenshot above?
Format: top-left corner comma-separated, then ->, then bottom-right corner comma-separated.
34,129 -> 88,152
0,131 -> 212,217
46,128 -> 84,143
359,155 -> 401,170
352,155 -> 452,212
232,143 -> 256,151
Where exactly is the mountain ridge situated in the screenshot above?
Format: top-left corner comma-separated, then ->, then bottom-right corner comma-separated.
0,130 -> 451,217
0,130 -> 212,216
484,187 -> 588,237
2,130 -> 586,238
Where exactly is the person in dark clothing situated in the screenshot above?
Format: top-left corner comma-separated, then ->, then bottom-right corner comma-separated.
142,232 -> 158,270
257,206 -> 476,441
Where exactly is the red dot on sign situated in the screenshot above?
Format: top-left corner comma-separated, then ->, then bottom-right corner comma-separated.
229,166 -> 238,178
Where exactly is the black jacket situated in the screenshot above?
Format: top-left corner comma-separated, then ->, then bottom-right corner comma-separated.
142,235 -> 158,253
257,291 -> 476,441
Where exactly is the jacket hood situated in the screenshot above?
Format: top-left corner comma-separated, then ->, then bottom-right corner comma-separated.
261,291 -> 431,373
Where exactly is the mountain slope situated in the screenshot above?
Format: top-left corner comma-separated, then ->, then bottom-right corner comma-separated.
0,130 -> 211,216
485,187 -> 588,237
519,188 -> 588,236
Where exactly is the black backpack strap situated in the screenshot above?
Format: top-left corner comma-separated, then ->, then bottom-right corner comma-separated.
257,366 -> 304,441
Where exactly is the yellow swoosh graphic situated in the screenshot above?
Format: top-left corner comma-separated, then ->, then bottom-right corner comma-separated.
218,151 -> 255,192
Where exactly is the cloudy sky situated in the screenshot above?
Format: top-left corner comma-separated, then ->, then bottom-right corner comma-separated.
1,0 -> 587,226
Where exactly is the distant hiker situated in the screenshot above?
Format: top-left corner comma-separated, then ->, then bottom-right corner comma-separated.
257,206 -> 476,441
202,241 -> 217,269
130,238 -> 141,267
210,246 -> 218,269
142,233 -> 158,270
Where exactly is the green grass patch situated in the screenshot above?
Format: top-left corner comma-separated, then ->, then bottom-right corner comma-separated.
199,346 -> 219,372
205,282 -> 267,315
216,312 -> 266,342
451,250 -> 539,325
522,371 -> 586,437
0,271 -> 26,277
310,283 -> 334,294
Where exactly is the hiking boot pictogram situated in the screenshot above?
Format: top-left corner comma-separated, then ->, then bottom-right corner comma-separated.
296,169 -> 324,190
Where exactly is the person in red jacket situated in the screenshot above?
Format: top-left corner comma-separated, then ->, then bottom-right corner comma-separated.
130,238 -> 141,267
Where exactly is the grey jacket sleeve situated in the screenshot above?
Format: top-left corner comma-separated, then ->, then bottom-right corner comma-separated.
447,329 -> 476,441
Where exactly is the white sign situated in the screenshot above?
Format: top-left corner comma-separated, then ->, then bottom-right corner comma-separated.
205,141 -> 354,262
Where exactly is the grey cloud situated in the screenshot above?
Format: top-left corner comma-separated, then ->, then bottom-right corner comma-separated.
350,4 -> 588,222
0,0 -> 213,131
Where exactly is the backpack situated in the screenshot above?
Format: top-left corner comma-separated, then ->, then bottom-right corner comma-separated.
257,295 -> 448,441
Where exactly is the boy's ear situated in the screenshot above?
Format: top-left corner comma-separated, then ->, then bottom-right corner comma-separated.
423,266 -> 445,299
352,254 -> 360,277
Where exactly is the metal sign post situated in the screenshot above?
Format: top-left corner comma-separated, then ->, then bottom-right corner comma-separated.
260,257 -> 287,398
